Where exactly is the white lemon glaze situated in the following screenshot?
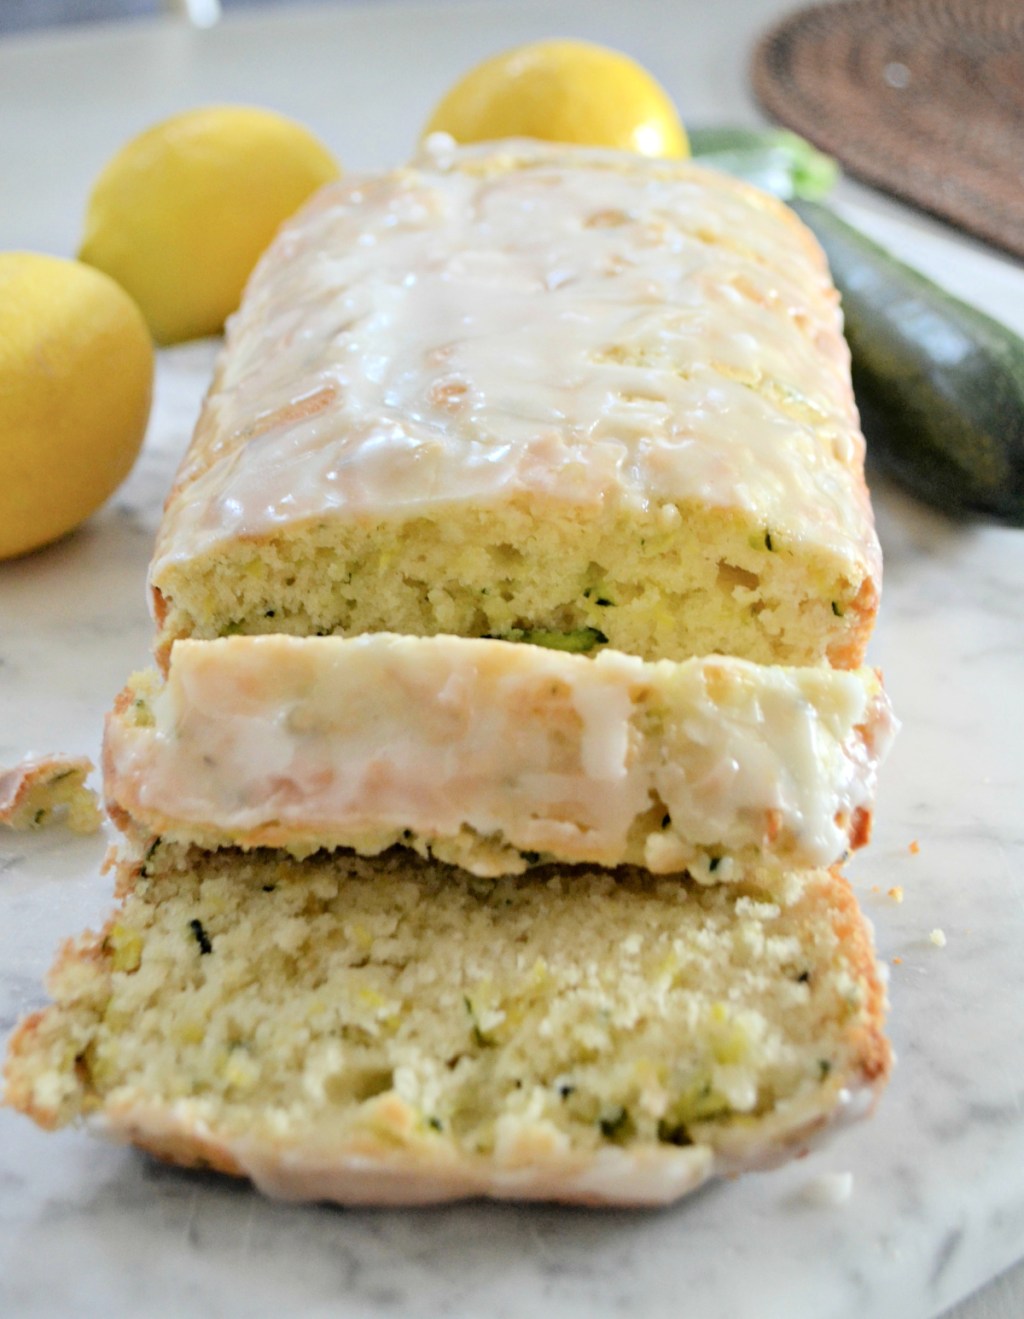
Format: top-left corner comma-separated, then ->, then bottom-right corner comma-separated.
105,634 -> 896,874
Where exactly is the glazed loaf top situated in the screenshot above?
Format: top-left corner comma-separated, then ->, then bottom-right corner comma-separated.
149,138 -> 879,589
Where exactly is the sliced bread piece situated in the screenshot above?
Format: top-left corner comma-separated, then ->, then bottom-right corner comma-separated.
105,634 -> 896,878
5,843 -> 890,1207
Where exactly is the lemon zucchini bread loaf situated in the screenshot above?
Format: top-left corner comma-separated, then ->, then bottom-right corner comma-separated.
105,634 -> 896,878
5,843 -> 890,1207
149,139 -> 879,670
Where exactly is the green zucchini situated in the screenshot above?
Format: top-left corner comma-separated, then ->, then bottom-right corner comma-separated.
686,126 -> 838,201
792,200 -> 1024,525
497,627 -> 608,653
690,130 -> 1024,525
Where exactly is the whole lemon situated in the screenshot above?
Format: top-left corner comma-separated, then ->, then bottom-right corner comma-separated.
423,39 -> 689,159
0,252 -> 153,561
79,105 -> 341,345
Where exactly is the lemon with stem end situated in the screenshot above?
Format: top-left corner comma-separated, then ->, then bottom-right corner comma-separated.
423,40 -> 688,159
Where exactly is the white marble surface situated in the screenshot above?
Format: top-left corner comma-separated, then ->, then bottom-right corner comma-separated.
1,2 -> 1023,1316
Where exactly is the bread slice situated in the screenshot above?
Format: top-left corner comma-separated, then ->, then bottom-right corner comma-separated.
149,139 -> 879,671
105,634 -> 896,878
5,843 -> 890,1207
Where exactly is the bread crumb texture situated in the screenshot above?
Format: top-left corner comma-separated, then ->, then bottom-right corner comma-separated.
154,502 -> 875,670
6,845 -> 889,1193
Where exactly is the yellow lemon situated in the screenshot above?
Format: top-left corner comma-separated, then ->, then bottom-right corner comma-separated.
0,252 -> 154,561
79,105 -> 341,345
423,39 -> 688,159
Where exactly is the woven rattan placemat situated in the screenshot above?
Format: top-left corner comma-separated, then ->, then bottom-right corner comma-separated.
752,0 -> 1024,259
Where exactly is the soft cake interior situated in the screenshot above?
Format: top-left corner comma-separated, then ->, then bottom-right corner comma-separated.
153,499 -> 876,670
7,845 -> 888,1170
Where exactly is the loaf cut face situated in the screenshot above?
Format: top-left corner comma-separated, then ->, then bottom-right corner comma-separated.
5,844 -> 890,1206
149,140 -> 880,669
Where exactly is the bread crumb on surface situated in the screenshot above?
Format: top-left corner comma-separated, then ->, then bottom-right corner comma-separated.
0,756 -> 101,835
908,840 -> 920,855
929,929 -> 947,948
887,886 -> 904,904
801,1171 -> 853,1206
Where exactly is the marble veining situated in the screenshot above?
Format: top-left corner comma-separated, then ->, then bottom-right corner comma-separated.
2,4 -> 1024,1317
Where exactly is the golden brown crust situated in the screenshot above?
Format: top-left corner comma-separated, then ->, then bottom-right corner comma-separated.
149,337 -> 234,673
3,1014 -> 57,1129
827,576 -> 881,670
848,806 -> 873,852
822,864 -> 891,1087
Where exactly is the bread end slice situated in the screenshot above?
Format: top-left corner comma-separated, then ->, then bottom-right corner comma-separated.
5,845 -> 890,1206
